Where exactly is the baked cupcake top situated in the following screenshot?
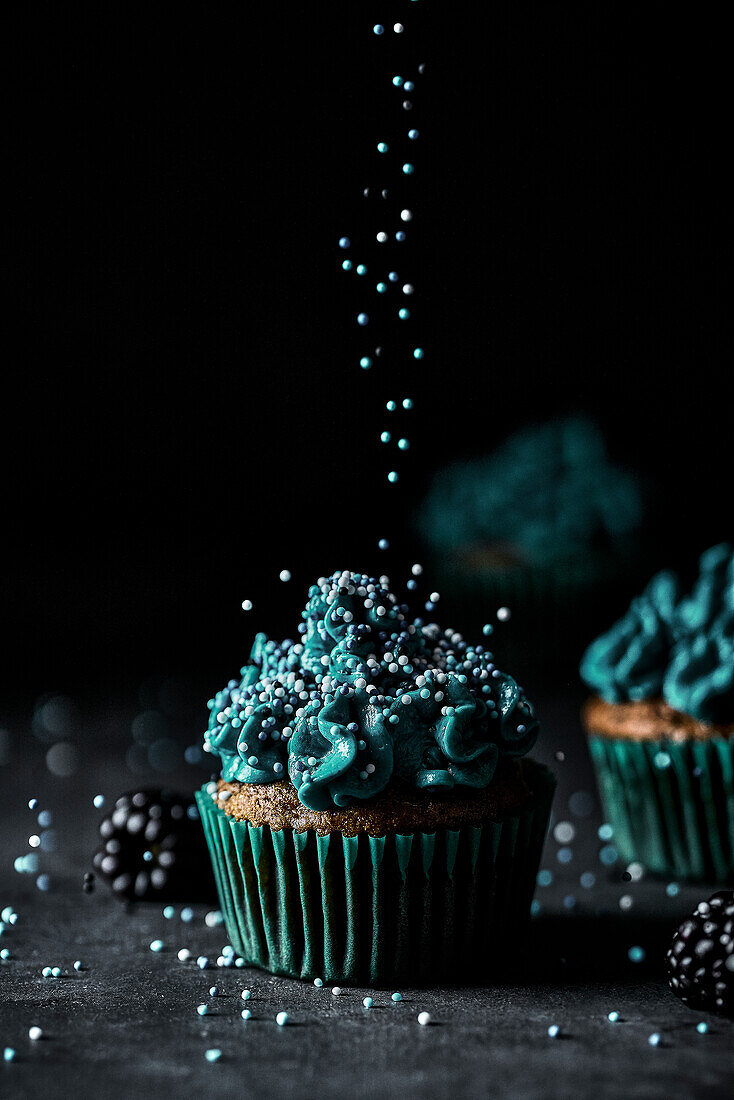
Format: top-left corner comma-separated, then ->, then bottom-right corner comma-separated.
204,570 -> 538,810
580,544 -> 734,724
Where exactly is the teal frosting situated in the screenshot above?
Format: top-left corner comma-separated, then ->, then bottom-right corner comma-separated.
419,416 -> 642,565
580,544 -> 734,723
204,570 -> 538,808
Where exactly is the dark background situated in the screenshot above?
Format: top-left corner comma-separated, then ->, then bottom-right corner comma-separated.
3,1 -> 731,701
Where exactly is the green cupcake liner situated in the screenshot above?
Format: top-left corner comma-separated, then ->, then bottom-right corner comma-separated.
195,767 -> 555,985
588,734 -> 734,884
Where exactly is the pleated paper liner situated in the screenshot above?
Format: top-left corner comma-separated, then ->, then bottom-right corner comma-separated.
195,764 -> 555,985
588,734 -> 734,884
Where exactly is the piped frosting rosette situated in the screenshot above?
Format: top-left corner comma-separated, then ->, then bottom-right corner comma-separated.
205,570 -> 538,806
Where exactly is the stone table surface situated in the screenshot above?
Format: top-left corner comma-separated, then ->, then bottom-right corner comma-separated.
1,686 -> 733,1099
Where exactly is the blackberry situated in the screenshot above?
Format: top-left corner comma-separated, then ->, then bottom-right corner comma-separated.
92,788 -> 214,902
666,890 -> 734,1017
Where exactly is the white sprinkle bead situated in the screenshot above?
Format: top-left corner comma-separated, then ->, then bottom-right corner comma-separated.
648,1033 -> 662,1047
547,1025 -> 560,1038
209,986 -> 219,997
74,960 -> 84,972
177,949 -> 191,962
363,997 -> 373,1008
241,600 -> 253,611
29,1027 -> 43,1041
418,1012 -> 431,1026
241,989 -> 251,1001
279,569 -> 292,582
276,1011 -> 289,1026
497,606 -> 511,621
331,986 -> 342,997
314,978 -> 323,987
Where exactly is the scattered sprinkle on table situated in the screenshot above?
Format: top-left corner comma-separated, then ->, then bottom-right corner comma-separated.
3,1047 -> 15,1062
313,978 -> 323,988
331,986 -> 342,997
177,949 -> 191,962
363,997 -> 373,1009
204,1049 -> 221,1063
628,946 -> 646,963
418,1012 -> 431,1026
648,1033 -> 662,1047
197,1004 -> 208,1016
208,986 -> 219,997
391,992 -> 402,1002
276,1012 -> 289,1026
73,960 -> 83,971
696,1022 -> 709,1034
547,1025 -> 560,1038
241,989 -> 251,1001
149,940 -> 164,953
241,1009 -> 252,1021
607,1012 -> 620,1023
28,1027 -> 43,1042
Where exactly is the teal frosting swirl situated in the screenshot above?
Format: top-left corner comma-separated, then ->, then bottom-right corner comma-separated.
580,544 -> 734,722
205,570 -> 539,808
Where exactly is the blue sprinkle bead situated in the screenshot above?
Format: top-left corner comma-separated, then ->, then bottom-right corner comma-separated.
391,992 -> 402,1002
163,906 -> 175,919
547,1025 -> 560,1038
209,986 -> 219,997
628,945 -> 646,963
377,142 -> 389,154
666,882 -> 680,897
3,1048 -> 16,1063
386,400 -> 396,412
360,357 -> 372,370
402,398 -> 413,409
380,432 -> 391,442
73,960 -> 83,971
42,966 -> 52,977
338,237 -> 350,249
241,989 -> 251,1001
197,1004 -> 209,1016
314,978 -> 324,988
356,264 -> 367,275
51,967 -> 61,978
696,1022 -> 708,1034
608,1011 -> 620,1023
373,24 -> 384,35
393,76 -> 403,87
181,907 -> 194,922
408,129 -> 419,139
197,956 -> 210,970
241,1008 -> 252,1020
398,439 -> 409,450
363,997 -> 374,1008
204,1049 -> 222,1063
402,163 -> 415,175
342,259 -> 352,271
399,308 -> 410,320
357,313 -> 369,326
149,940 -> 164,953
388,472 -> 398,484
598,823 -> 614,840
648,1033 -> 661,1047
396,231 -> 406,241
378,539 -> 389,550
376,282 -> 387,293
276,1011 -> 289,1026
413,347 -> 424,359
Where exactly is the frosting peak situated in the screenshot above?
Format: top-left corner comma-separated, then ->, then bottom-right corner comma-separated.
205,570 -> 539,808
580,544 -> 734,723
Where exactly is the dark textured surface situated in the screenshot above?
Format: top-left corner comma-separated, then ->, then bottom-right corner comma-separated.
2,687 -> 734,1099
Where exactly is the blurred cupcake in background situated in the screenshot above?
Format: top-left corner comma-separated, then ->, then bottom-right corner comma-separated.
581,543 -> 734,883
418,416 -> 648,665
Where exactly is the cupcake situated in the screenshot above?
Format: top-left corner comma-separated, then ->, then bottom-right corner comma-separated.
417,416 -> 646,659
196,570 -> 554,984
581,543 -> 734,883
